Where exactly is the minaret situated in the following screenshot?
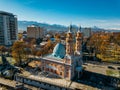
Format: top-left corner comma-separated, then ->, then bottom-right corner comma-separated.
65,24 -> 74,80
66,24 -> 74,56
75,25 -> 82,55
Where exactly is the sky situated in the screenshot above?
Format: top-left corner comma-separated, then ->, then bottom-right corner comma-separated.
0,0 -> 120,29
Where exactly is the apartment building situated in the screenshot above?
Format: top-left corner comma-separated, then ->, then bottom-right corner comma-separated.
27,25 -> 46,39
0,11 -> 18,45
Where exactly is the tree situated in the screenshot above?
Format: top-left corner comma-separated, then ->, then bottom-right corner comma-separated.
86,32 -> 120,62
0,46 -> 6,55
30,38 -> 36,45
38,40 -> 56,56
36,51 -> 42,56
86,32 -> 110,60
18,33 -> 23,40
36,38 -> 43,45
114,33 -> 120,45
12,41 -> 26,66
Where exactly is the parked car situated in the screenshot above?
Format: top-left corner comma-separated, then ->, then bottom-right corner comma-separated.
108,66 -> 115,69
117,67 -> 120,70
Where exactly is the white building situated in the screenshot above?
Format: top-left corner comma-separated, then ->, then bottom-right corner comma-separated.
0,11 -> 18,45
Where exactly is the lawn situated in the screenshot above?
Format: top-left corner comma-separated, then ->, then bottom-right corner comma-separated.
0,56 -> 16,65
97,54 -> 120,62
106,70 -> 120,78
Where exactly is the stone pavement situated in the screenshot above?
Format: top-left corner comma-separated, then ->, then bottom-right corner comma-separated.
0,77 -> 39,90
0,78 -> 16,88
29,74 -> 98,90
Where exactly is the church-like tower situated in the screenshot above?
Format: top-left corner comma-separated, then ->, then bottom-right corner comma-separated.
64,24 -> 83,80
66,24 -> 74,56
64,24 -> 75,80
75,25 -> 82,55
74,25 -> 83,67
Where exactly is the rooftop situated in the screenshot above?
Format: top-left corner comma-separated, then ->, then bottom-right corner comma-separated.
41,57 -> 71,66
27,24 -> 40,27
0,11 -> 15,16
52,43 -> 65,59
41,42 -> 66,63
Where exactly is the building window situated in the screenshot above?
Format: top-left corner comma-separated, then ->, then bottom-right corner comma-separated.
51,69 -> 53,72
55,65 -> 57,67
46,68 -> 48,71
55,70 -> 57,74
60,72 -> 62,75
42,67 -> 44,70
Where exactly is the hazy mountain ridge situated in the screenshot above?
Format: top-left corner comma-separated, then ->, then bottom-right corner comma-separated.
18,21 -> 120,32
18,21 -> 67,31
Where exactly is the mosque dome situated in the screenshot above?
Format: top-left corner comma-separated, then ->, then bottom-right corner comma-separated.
52,43 -> 65,59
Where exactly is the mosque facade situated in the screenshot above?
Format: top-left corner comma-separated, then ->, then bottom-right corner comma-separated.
39,25 -> 83,80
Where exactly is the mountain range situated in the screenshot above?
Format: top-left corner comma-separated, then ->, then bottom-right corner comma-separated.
18,21 -> 120,32
18,21 -> 67,31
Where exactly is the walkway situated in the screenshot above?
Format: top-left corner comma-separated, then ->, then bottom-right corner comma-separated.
0,77 -> 40,90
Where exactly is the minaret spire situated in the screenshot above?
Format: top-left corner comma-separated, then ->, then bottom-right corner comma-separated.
78,25 -> 81,32
66,23 -> 74,56
75,25 -> 82,55
68,23 -> 72,33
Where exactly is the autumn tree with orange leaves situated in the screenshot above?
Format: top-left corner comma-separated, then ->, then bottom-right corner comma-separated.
12,41 -> 28,66
87,32 -> 120,61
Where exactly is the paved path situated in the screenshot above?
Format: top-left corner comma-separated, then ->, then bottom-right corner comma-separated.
0,78 -> 39,90
0,78 -> 16,88
29,74 -> 97,90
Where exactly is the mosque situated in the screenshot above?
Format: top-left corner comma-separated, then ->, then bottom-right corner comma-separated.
39,25 -> 83,80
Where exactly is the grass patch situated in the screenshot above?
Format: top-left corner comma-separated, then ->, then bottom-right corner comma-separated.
106,70 -> 120,78
0,56 -> 16,65
97,54 -> 120,62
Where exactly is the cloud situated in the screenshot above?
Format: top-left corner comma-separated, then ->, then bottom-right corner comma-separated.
93,19 -> 107,23
77,18 -> 120,30
95,19 -> 120,29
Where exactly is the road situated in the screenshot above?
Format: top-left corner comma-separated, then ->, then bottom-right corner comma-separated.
83,61 -> 120,76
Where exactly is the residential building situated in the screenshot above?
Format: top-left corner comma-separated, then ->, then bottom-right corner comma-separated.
0,11 -> 18,45
27,25 -> 46,39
